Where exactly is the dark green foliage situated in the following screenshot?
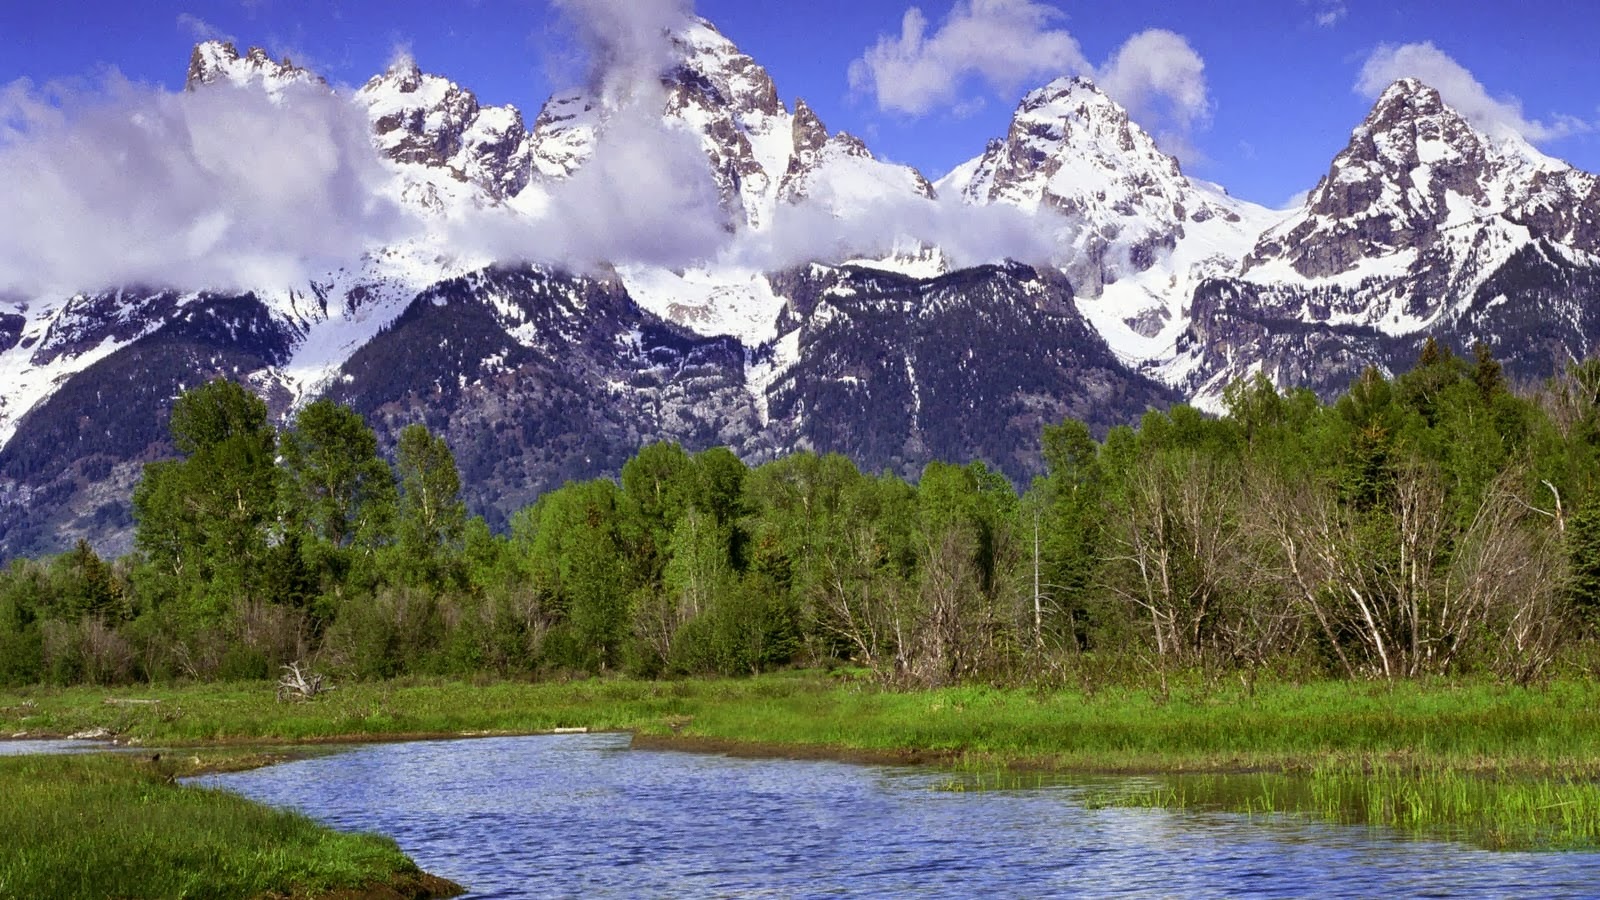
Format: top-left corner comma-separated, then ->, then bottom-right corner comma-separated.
1571,494 -> 1600,630
10,345 -> 1600,687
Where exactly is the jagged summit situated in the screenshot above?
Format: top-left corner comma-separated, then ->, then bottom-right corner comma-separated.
356,57 -> 532,203
1247,77 -> 1600,282
939,75 -> 1266,299
185,41 -> 323,94
1176,77 -> 1600,412
526,16 -> 933,235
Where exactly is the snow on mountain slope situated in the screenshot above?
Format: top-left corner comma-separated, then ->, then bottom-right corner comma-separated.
1171,78 -> 1600,409
356,55 -> 533,205
939,76 -> 1280,370
1238,79 -> 1600,334
0,290 -> 183,447
617,265 -> 786,346
185,42 -> 324,95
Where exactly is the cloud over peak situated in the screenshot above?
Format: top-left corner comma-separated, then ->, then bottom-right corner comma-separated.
1357,42 -> 1592,143
849,2 -> 1211,158
550,0 -> 695,101
0,74 -> 408,296
847,0 -> 1087,118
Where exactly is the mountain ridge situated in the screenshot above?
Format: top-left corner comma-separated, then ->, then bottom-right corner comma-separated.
4,19 -> 1600,558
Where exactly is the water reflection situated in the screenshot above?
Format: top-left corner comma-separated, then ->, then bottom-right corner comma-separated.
199,734 -> 1600,898
0,739 -> 113,756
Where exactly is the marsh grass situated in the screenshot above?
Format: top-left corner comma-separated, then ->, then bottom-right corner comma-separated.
1082,764 -> 1600,851
7,672 -> 1600,851
0,753 -> 454,899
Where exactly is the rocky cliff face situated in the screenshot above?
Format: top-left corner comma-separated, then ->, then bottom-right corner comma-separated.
939,77 -> 1264,297
356,58 -> 533,203
760,262 -> 1177,483
1177,79 -> 1600,404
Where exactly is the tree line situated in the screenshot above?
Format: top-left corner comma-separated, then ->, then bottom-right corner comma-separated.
2,339 -> 1599,688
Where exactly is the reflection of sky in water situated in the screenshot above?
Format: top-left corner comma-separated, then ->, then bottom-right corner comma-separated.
0,739 -> 111,756
197,734 -> 1599,899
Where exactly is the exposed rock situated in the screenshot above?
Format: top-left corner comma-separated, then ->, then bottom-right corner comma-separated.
185,41 -> 323,93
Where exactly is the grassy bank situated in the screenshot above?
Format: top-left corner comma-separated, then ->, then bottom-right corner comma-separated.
6,672 -> 1600,851
0,753 -> 462,899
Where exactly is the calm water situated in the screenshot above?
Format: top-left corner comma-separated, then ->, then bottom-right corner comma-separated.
0,739 -> 113,756
195,734 -> 1600,898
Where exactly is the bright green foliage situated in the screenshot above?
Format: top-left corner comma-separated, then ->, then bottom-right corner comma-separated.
14,343 -> 1600,688
132,378 -> 278,614
391,423 -> 467,588
280,399 -> 396,574
518,479 -> 631,672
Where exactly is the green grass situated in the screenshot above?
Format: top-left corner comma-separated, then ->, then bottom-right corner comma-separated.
1082,763 -> 1600,851
7,671 -> 1600,851
0,753 -> 460,899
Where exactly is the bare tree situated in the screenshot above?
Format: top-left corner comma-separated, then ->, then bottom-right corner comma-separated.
1105,452 -> 1249,667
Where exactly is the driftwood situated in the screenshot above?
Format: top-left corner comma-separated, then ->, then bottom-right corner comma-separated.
276,662 -> 332,702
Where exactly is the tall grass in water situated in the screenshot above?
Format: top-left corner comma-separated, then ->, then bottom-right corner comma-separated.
0,754 -> 458,899
1086,765 -> 1600,851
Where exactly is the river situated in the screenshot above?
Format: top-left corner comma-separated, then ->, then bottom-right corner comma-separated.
195,733 -> 1600,898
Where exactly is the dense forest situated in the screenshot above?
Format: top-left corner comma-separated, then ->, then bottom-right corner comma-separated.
2,339 -> 1599,689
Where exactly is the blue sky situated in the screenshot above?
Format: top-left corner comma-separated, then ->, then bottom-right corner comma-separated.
4,0 -> 1600,208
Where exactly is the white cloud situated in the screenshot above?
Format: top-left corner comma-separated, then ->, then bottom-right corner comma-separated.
457,112 -> 730,272
177,13 -> 234,43
1311,1 -> 1346,27
549,0 -> 695,101
1098,30 -> 1210,158
850,4 -> 1211,157
0,75 -> 411,296
848,0 -> 1088,117
1357,42 -> 1593,142
732,190 -> 1064,274
0,0 -> 1086,298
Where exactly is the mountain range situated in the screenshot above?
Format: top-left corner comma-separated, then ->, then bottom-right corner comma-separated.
4,17 -> 1599,558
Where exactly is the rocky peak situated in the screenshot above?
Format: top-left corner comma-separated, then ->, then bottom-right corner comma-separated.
357,59 -> 531,202
529,16 -> 934,232
939,75 -> 1252,294
1246,77 -> 1600,279
790,99 -> 828,158
667,19 -> 784,119
185,41 -> 323,93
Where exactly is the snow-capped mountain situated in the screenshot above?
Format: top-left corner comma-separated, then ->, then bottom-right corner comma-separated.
6,19 -> 1600,559
185,42 -> 324,94
526,18 -> 932,236
939,77 -> 1280,374
357,56 -> 533,205
1175,78 -> 1600,403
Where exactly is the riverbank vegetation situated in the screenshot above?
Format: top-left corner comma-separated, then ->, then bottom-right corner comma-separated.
7,672 -> 1600,850
0,752 -> 461,899
5,341 -> 1600,858
3,340 -> 1600,690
